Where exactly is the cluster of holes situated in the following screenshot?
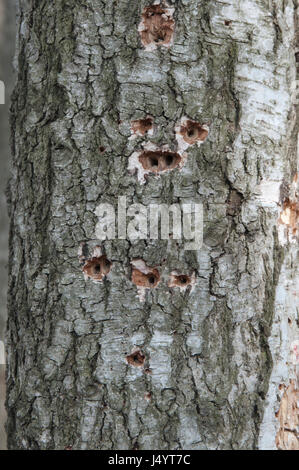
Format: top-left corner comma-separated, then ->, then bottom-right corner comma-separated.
126,350 -> 145,367
83,255 -> 112,281
131,265 -> 194,292
131,267 -> 160,288
139,150 -> 181,173
83,254 -> 194,293
179,120 -> 209,145
139,4 -> 175,47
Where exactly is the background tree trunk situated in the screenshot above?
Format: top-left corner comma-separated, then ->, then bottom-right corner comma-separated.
6,0 -> 299,450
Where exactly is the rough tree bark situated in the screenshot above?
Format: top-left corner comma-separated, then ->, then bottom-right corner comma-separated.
0,0 -> 16,451
6,0 -> 299,450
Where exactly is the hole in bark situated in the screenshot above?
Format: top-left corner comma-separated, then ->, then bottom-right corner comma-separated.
139,150 -> 181,174
227,190 -> 243,216
139,4 -> 175,49
175,275 -> 191,286
147,274 -> 156,285
83,255 -> 112,281
187,128 -> 195,138
150,157 -> 159,167
94,264 -> 101,274
153,29 -> 167,43
178,275 -> 188,285
165,154 -> 173,166
131,117 -> 154,137
126,350 -> 145,367
224,20 -> 232,26
179,120 -> 209,145
168,273 -> 194,289
132,265 -> 160,288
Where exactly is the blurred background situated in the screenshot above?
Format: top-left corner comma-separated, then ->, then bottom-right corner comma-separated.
0,0 -> 16,450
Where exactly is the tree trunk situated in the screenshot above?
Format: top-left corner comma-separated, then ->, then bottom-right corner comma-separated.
6,0 -> 299,450
0,0 -> 16,451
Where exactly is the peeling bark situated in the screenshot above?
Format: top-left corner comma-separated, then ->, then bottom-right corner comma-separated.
275,380 -> 298,450
6,0 -> 299,450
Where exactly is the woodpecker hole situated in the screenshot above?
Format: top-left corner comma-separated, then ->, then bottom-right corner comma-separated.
150,157 -> 158,167
126,350 -> 145,367
128,144 -> 187,184
131,117 -> 154,138
132,266 -> 160,288
168,272 -> 196,290
139,4 -> 175,50
180,120 -> 209,145
83,255 -> 111,282
171,274 -> 191,287
178,275 -> 188,285
139,150 -> 181,174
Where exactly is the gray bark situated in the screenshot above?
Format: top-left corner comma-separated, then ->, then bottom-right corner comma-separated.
6,0 -> 299,450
